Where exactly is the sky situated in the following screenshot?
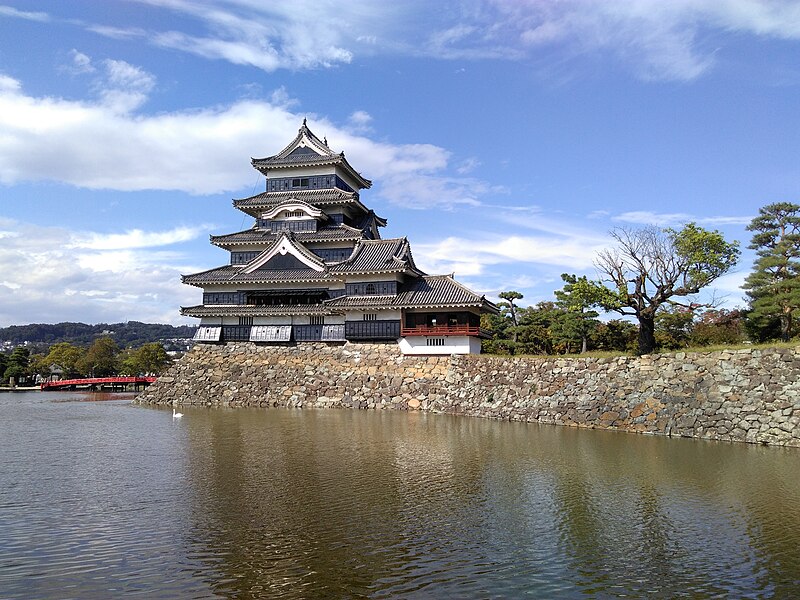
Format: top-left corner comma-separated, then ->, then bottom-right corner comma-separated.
0,0 -> 799,327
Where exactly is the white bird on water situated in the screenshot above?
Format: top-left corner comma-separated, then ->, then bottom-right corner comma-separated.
173,407 -> 183,419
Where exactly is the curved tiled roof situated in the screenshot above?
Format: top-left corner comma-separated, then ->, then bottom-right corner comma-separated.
181,304 -> 338,317
182,265 -> 334,286
323,295 -> 397,309
234,188 -> 359,208
329,238 -> 423,275
323,275 -> 499,312
250,121 -> 372,189
395,275 -> 496,310
210,225 -> 365,247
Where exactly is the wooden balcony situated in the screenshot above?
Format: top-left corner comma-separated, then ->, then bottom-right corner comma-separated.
401,325 -> 486,337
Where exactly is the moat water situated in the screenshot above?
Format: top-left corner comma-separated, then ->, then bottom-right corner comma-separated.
1,390 -> 799,599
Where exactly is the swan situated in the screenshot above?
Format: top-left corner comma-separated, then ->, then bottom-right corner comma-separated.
173,407 -> 183,419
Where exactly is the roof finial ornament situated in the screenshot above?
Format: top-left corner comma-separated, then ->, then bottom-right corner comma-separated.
302,117 -> 307,126
323,136 -> 328,146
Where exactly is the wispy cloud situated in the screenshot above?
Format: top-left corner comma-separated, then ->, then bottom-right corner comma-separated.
69,226 -> 211,250
0,5 -> 49,22
423,0 -> 800,81
613,210 -> 753,227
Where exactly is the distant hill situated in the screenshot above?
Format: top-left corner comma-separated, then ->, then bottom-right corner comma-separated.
0,321 -> 197,350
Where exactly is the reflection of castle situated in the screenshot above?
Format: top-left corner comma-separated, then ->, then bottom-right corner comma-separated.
181,121 -> 497,354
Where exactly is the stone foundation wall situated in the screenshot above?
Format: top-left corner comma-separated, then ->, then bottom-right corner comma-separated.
136,342 -> 800,447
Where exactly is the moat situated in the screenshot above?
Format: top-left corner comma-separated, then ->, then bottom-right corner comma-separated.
1,390 -> 799,598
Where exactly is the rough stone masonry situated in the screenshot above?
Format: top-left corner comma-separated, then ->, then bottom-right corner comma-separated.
136,342 -> 800,447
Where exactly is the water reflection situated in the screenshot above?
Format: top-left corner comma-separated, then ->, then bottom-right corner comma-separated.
177,408 -> 800,599
0,392 -> 798,599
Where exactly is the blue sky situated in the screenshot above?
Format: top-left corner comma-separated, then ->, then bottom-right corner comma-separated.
0,0 -> 799,327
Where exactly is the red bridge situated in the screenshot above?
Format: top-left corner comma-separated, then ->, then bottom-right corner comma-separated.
40,376 -> 157,391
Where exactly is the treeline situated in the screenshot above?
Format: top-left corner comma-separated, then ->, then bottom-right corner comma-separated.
1,339 -> 173,385
0,321 -> 196,349
483,202 -> 800,356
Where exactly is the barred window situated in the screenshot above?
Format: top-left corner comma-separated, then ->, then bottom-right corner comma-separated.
310,316 -> 324,325
363,313 -> 377,321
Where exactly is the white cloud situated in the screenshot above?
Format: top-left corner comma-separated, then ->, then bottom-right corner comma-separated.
414,230 -> 608,277
347,110 -> 373,134
0,219 -> 201,326
68,50 -> 95,74
0,74 -> 470,198
108,0 -> 395,71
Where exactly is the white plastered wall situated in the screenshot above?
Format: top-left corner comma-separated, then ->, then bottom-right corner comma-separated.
398,336 -> 482,355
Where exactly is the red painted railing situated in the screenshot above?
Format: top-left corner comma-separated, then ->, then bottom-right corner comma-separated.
41,376 -> 157,390
401,325 -> 483,337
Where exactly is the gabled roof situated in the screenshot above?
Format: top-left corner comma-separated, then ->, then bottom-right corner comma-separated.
242,232 -> 326,273
251,120 -> 372,189
330,238 -> 423,275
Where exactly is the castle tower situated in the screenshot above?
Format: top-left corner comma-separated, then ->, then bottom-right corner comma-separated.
181,121 -> 497,354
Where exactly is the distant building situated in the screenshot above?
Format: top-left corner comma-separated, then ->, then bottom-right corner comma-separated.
181,121 -> 498,354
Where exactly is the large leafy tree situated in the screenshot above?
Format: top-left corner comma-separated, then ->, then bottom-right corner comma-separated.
595,223 -> 740,354
42,342 -> 84,378
119,343 -> 172,376
742,202 -> 800,342
77,337 -> 120,377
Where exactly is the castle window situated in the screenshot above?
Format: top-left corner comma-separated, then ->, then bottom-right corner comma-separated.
286,210 -> 304,218
363,313 -> 377,321
426,338 -> 446,347
310,316 -> 324,325
291,178 -> 309,189
365,283 -> 376,295
239,316 -> 253,326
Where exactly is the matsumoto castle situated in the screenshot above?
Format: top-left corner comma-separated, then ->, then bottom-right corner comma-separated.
182,121 -> 498,354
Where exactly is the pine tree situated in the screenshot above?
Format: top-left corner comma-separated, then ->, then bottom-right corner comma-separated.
743,202 -> 800,341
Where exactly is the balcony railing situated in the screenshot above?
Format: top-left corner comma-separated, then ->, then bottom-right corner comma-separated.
401,325 -> 486,337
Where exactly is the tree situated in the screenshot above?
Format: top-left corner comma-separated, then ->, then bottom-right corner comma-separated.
515,301 -> 561,355
42,342 -> 84,378
77,337 -> 120,377
119,343 -> 172,375
595,223 -> 740,355
498,291 -> 524,344
590,319 -> 638,353
554,274 -> 602,353
742,202 -> 800,342
4,347 -> 31,384
691,308 -> 746,346
655,306 -> 695,350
